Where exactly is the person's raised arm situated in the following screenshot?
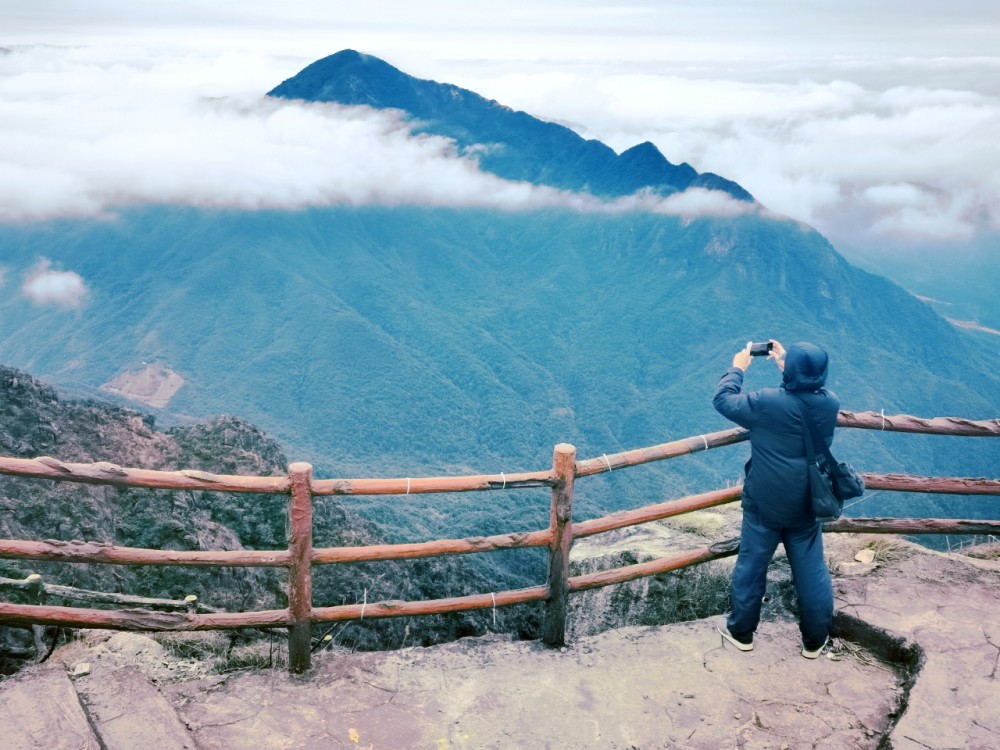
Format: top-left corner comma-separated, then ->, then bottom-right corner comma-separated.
714,343 -> 758,429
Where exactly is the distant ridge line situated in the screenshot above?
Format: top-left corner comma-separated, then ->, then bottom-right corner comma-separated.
267,48 -> 755,202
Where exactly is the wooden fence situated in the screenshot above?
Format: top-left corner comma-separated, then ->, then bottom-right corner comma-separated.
1,409 -> 998,673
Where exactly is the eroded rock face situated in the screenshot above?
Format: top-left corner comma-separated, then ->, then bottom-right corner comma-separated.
567,508 -> 745,639
0,626 -> 36,661
0,365 -> 294,669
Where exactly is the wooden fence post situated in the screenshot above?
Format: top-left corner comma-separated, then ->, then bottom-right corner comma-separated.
543,443 -> 576,646
287,462 -> 314,673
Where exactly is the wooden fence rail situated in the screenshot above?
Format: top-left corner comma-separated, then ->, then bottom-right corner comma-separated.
0,574 -> 218,613
0,411 -> 998,673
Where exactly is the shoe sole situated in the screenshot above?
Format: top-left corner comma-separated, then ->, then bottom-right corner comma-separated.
717,625 -> 753,652
801,637 -> 829,659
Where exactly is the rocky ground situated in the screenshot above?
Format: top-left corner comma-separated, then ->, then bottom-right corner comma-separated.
2,534 -> 999,749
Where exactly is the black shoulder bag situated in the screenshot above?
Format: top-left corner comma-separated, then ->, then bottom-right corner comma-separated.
789,394 -> 864,521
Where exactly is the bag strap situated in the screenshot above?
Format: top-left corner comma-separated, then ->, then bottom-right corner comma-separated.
788,392 -> 838,469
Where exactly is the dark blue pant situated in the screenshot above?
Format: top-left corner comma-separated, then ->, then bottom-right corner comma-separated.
727,508 -> 833,649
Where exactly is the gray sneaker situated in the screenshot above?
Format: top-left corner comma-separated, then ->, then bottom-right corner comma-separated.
717,625 -> 753,652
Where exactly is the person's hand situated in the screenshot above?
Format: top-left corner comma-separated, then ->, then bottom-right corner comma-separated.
732,341 -> 753,372
769,339 -> 786,371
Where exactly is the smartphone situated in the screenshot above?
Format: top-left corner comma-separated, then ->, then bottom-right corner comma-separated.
749,342 -> 773,357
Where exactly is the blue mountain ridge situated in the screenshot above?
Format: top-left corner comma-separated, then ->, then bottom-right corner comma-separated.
267,49 -> 753,202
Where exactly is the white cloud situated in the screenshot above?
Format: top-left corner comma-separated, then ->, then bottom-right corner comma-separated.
643,188 -> 756,219
1,43 -> 998,250
0,45 -> 763,223
22,258 -> 89,308
862,183 -> 937,208
0,47 -> 567,218
483,66 -> 1000,247
863,186 -> 980,241
0,46 -> 523,218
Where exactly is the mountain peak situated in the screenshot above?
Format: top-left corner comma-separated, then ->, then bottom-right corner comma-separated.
268,49 -> 415,109
614,141 -> 697,193
621,141 -> 669,163
268,50 -> 754,202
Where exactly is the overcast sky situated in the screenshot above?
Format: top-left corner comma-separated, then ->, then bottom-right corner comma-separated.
2,1 -> 998,256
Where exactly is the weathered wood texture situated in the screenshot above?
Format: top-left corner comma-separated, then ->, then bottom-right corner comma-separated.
312,528 -> 551,564
311,469 -> 553,496
543,444 -> 576,647
824,518 -> 1000,535
575,428 -> 748,476
287,462 -> 314,674
839,411 -> 1000,436
0,411 -> 990,494
0,538 -> 289,567
0,587 -> 552,629
0,474 -> 991,571
568,543 -> 741,592
861,473 -> 1000,495
573,486 -> 742,540
309,585 -> 549,623
0,575 -> 219,613
0,601 -> 289,630
0,455 -> 288,492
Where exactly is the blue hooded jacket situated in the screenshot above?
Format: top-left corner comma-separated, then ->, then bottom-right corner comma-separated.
713,343 -> 840,528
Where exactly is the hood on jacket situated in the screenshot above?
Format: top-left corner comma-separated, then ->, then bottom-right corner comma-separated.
782,342 -> 829,392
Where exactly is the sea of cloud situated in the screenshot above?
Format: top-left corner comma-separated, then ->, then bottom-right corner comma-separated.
1,43 -> 997,255
0,44 -> 755,229
459,59 -> 1000,249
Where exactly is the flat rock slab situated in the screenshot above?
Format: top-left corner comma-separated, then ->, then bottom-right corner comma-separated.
0,666 -> 101,750
834,550 -> 1000,750
73,665 -> 198,750
165,619 -> 900,749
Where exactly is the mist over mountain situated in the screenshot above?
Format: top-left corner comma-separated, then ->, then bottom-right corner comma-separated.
0,50 -> 997,543
267,49 -> 753,202
838,235 -> 1000,359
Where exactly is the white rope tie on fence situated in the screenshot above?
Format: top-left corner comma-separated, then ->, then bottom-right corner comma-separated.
405,478 -> 411,495
602,454 -> 613,472
698,434 -> 709,451
360,588 -> 367,620
491,592 -> 497,627
501,472 -> 506,489
845,490 -> 880,511
880,409 -> 886,430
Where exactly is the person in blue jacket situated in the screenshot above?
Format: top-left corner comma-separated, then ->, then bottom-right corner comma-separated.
713,340 -> 838,658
